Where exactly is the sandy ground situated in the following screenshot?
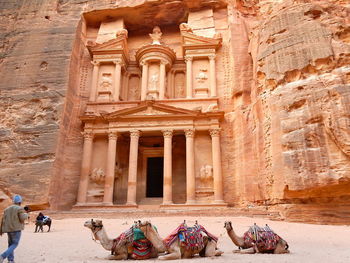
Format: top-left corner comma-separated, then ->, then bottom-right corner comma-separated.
0,215 -> 349,263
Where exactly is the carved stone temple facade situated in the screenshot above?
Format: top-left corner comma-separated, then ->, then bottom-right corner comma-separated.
75,15 -> 228,208
2,0 -> 349,222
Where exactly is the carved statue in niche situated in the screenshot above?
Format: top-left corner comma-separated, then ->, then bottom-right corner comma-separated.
196,165 -> 214,195
195,69 -> 209,97
175,74 -> 185,98
90,168 -> 105,184
149,74 -> 159,90
196,69 -> 208,83
128,75 -> 140,100
100,73 -> 112,91
149,26 -> 162,45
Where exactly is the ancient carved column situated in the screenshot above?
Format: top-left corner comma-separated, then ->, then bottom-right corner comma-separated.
76,131 -> 94,204
159,61 -> 166,100
209,55 -> 217,97
185,129 -> 196,204
141,61 -> 149,100
89,61 -> 100,101
103,132 -> 118,205
185,56 -> 193,99
126,130 -> 140,205
162,129 -> 173,205
113,59 -> 123,101
209,128 -> 224,203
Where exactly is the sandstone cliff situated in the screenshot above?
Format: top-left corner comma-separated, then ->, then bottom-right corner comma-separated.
0,0 -> 349,224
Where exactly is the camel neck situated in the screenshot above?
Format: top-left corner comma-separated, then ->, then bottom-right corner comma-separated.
95,227 -> 113,251
143,226 -> 166,252
227,228 -> 245,247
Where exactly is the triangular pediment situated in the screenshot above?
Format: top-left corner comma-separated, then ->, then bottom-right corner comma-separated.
103,101 -> 200,120
181,31 -> 222,50
87,36 -> 129,58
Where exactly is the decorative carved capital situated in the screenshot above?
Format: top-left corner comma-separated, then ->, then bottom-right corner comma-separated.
130,130 -> 141,138
140,60 -> 148,67
113,59 -> 123,66
162,129 -> 173,138
208,54 -> 216,60
179,23 -> 193,33
184,56 -> 193,62
108,131 -> 118,140
82,131 -> 94,140
209,128 -> 221,137
184,129 -> 195,138
160,60 -> 167,66
116,28 -> 128,38
91,61 -> 100,67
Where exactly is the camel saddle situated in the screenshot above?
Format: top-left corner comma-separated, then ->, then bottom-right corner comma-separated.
243,224 -> 281,252
164,223 -> 218,251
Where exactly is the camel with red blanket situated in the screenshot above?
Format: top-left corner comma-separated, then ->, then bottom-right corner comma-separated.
224,221 -> 289,254
84,219 -> 158,260
137,221 -> 223,260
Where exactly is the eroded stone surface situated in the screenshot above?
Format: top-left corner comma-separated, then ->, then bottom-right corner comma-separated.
0,0 -> 349,223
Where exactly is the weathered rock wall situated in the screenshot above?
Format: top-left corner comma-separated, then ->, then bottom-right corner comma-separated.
227,0 -> 350,222
0,0 -> 78,209
0,0 -> 349,223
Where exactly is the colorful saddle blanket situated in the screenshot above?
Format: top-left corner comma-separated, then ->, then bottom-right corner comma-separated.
164,223 -> 218,251
112,226 -> 155,259
243,224 -> 281,252
132,239 -> 154,259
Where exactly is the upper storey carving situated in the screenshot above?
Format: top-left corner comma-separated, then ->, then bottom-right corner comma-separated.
180,23 -> 222,55
87,29 -> 129,65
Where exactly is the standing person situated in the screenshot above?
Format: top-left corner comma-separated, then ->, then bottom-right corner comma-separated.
0,195 -> 28,263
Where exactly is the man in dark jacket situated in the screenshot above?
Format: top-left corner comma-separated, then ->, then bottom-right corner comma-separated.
0,195 -> 28,263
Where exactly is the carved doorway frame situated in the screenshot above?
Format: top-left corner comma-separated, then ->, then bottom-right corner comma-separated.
140,147 -> 164,200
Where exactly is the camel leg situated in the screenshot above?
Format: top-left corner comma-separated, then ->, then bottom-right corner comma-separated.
108,253 -> 128,260
273,242 -> 290,254
159,245 -> 181,260
233,247 -> 255,254
47,222 -> 51,232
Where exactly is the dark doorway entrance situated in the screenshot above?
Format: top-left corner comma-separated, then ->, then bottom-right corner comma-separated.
146,157 -> 164,197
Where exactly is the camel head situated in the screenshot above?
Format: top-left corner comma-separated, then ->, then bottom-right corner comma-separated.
136,220 -> 152,232
224,221 -> 233,231
84,219 -> 103,231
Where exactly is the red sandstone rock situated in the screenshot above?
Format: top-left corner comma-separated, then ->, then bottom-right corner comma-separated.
0,0 -> 349,224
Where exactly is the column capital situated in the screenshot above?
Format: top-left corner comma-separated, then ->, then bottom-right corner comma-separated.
162,129 -> 173,138
160,59 -> 168,66
208,54 -> 216,60
91,61 -> 100,66
209,128 -> 221,137
108,131 -> 118,140
140,60 -> 148,66
184,55 -> 193,62
184,129 -> 195,138
130,130 -> 141,138
113,59 -> 123,66
82,130 -> 94,140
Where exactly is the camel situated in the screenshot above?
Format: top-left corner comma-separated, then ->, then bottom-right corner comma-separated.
35,217 -> 52,232
84,219 -> 158,260
137,221 -> 223,260
224,221 -> 289,254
